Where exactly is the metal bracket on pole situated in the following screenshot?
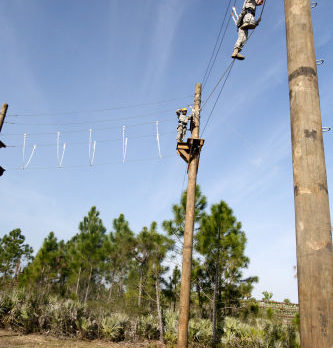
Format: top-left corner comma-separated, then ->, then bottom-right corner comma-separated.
177,138 -> 205,172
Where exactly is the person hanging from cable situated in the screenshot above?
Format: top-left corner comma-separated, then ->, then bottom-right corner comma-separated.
176,107 -> 192,143
231,0 -> 264,60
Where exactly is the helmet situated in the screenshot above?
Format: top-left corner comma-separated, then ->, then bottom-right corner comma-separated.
181,108 -> 188,113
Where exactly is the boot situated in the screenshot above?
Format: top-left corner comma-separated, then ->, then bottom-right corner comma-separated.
231,48 -> 245,60
241,21 -> 256,30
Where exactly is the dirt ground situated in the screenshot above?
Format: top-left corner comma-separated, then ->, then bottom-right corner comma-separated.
0,330 -> 165,348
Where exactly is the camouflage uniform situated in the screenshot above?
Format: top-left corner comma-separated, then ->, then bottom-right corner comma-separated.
234,0 -> 261,51
176,109 -> 191,143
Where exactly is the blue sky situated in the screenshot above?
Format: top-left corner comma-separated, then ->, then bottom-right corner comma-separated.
0,0 -> 332,303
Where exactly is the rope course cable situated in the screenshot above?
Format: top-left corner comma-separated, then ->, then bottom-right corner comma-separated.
2,118 -> 174,137
201,0 -> 235,90
5,154 -> 177,172
7,95 -> 193,118
7,107 -> 177,127
4,2 -> 270,176
201,60 -> 235,110
5,130 -> 175,149
201,60 -> 235,137
200,0 -> 268,136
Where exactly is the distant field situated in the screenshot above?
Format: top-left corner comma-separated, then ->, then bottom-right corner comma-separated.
0,330 -> 164,348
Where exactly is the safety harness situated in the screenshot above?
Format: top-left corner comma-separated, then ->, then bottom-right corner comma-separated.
245,8 -> 256,16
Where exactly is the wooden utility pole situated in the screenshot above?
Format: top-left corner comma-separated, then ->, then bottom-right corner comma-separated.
177,83 -> 202,348
0,103 -> 8,175
284,1 -> 333,347
0,103 -> 8,133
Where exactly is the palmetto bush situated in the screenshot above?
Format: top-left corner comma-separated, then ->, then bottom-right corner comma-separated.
163,310 -> 212,346
0,290 -> 41,333
0,291 -> 14,324
39,297 -> 89,337
136,313 -> 160,340
188,317 -> 212,345
101,313 -> 129,341
221,317 -> 266,348
164,310 -> 178,344
221,317 -> 300,348
0,291 -> 300,347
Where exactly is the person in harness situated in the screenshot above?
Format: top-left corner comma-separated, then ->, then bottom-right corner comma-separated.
176,108 -> 192,143
232,0 -> 264,60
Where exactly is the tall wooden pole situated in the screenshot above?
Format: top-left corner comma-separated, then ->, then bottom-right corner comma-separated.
177,83 -> 202,348
284,1 -> 333,347
0,103 -> 8,134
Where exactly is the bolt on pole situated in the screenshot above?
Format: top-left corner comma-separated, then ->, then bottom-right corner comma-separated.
284,1 -> 333,347
177,83 -> 202,348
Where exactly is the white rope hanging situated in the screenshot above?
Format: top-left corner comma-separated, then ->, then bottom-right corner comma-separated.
231,6 -> 238,26
56,131 -> 66,168
156,121 -> 162,159
88,129 -> 96,166
122,126 -> 128,164
22,133 -> 37,169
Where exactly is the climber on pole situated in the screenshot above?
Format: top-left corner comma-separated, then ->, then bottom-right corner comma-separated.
176,108 -> 192,143
231,0 -> 264,60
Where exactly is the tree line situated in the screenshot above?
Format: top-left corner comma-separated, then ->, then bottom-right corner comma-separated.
0,186 -> 258,344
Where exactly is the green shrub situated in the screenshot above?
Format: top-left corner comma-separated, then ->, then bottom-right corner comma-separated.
164,310 -> 178,344
136,314 -> 159,340
77,316 -> 99,339
101,313 -> 129,341
189,317 -> 212,345
221,317 -> 265,348
0,290 -> 40,333
44,298 -> 88,337
0,290 -> 300,347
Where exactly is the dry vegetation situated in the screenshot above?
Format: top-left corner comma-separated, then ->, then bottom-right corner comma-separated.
0,329 -> 164,348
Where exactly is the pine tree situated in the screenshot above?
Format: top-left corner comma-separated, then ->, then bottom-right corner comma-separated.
0,229 -> 33,284
162,185 -> 207,240
75,206 -> 106,303
147,225 -> 174,344
164,265 -> 181,312
195,201 -> 258,346
22,231 -> 60,293
102,214 -> 135,303
134,222 -> 157,309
